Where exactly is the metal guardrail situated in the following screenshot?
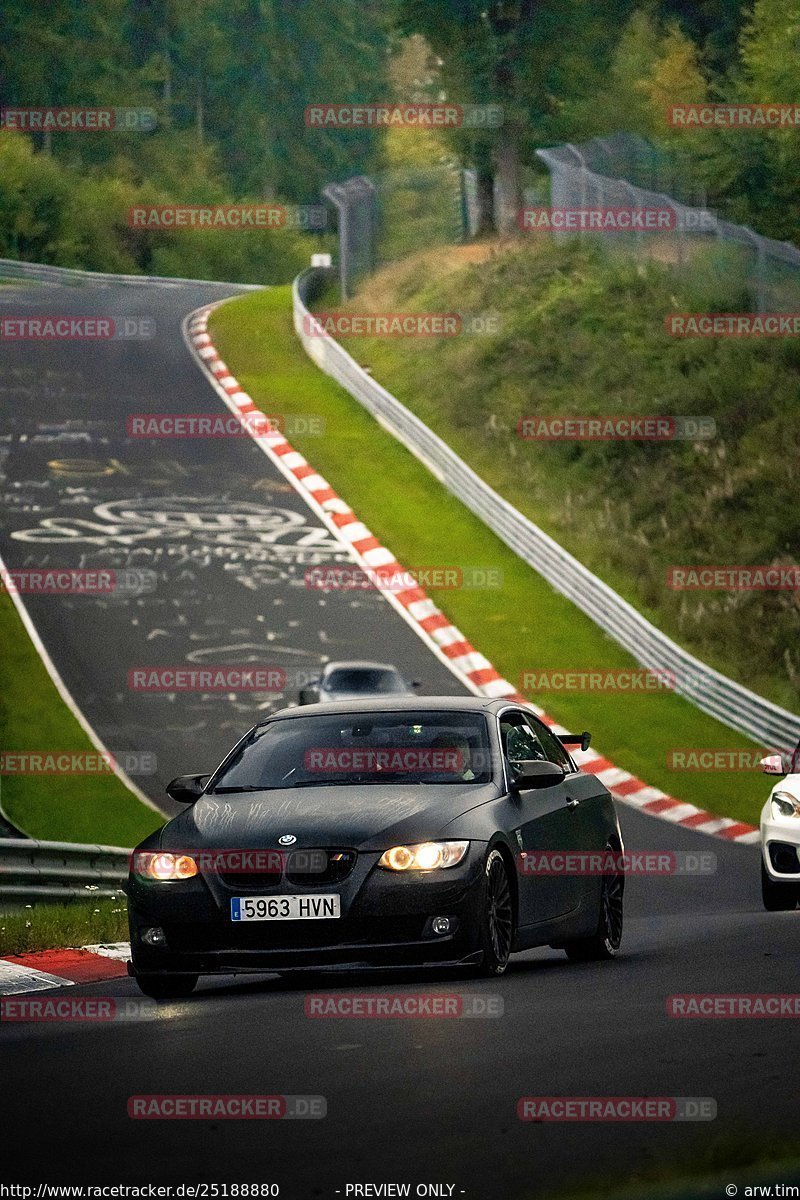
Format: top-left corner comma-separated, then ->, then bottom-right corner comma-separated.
0,840 -> 130,905
0,257 -> 263,290
293,267 -> 800,750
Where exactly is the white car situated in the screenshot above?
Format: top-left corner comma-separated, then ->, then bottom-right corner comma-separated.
760,746 -> 800,910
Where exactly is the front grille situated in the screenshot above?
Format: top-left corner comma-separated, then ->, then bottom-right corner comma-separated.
217,869 -> 282,891
287,850 -> 356,886
213,849 -> 357,891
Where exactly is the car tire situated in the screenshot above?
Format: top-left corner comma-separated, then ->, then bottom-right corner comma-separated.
761,859 -> 799,911
476,848 -> 514,976
564,847 -> 624,962
134,973 -> 198,999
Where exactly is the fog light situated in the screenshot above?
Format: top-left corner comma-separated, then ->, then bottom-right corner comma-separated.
770,843 -> 800,874
141,926 -> 167,948
432,916 -> 451,936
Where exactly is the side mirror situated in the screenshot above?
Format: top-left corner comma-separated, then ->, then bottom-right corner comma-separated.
411,680 -> 422,692
166,773 -> 209,803
760,754 -> 786,776
298,688 -> 317,705
510,759 -> 565,790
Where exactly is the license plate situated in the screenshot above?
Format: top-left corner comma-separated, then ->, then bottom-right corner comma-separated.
231,895 -> 341,922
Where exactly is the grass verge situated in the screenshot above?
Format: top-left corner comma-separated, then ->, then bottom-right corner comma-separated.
0,896 -> 128,956
0,589 -> 162,844
210,286 -> 769,826
556,1128 -> 800,1199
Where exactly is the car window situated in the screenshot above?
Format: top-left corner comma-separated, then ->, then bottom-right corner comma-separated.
210,710 -> 492,789
499,712 -> 549,782
326,668 -> 403,694
525,715 -> 574,771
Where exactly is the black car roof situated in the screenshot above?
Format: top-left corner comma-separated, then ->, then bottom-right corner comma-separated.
263,695 -> 521,722
322,660 -> 401,673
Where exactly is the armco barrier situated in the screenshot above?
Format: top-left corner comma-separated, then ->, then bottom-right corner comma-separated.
293,267 -> 800,750
0,840 -> 130,905
0,257 -> 263,290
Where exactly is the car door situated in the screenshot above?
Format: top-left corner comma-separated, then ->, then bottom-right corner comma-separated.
528,714 -> 614,911
499,710 -> 581,925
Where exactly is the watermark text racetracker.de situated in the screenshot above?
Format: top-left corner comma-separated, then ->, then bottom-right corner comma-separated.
519,206 -> 719,233
668,995 -> 800,1018
517,415 -> 715,441
303,312 -> 501,337
519,668 -> 675,692
127,414 -> 325,438
304,102 -> 503,129
519,206 -> 676,232
666,313 -> 800,338
128,667 -> 286,692
303,747 -> 465,775
517,1096 -> 716,1121
518,850 -> 716,876
127,205 -> 326,231
668,104 -> 800,128
666,566 -> 800,591
0,106 -> 156,131
0,750 -> 157,777
304,993 -> 503,1018
667,749 -> 796,771
127,1095 -> 325,1119
0,317 -> 155,341
0,997 -> 157,1023
305,565 -> 503,591
1,568 -> 156,596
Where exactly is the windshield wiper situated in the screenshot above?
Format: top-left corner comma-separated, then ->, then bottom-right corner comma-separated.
210,785 -> 270,794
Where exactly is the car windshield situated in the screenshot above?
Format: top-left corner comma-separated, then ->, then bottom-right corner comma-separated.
325,668 -> 404,694
210,710 -> 492,790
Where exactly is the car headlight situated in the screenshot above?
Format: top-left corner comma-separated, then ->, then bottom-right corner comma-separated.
135,851 -> 198,881
772,792 -> 800,819
377,841 -> 469,871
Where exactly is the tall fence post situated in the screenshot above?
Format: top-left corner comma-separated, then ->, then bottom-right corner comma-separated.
322,176 -> 377,301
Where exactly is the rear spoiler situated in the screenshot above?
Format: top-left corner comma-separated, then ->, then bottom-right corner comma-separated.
557,731 -> 591,753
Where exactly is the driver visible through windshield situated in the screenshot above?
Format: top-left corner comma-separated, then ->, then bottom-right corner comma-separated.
211,711 -> 492,791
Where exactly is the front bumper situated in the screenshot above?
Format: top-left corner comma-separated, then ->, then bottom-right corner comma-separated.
761,800 -> 800,881
127,843 -> 487,975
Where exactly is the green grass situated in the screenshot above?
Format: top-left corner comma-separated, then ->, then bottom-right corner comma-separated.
559,1159 -> 800,1200
552,1126 -> 800,1200
329,240 -> 800,715
210,286 -> 771,825
0,896 -> 128,956
0,589 -> 162,844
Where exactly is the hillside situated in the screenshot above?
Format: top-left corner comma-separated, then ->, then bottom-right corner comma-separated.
326,239 -> 800,713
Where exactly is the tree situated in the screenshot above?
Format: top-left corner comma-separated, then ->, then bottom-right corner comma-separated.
397,0 -> 543,235
704,0 -> 800,239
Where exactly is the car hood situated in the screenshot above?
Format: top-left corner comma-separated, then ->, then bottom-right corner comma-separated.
160,783 -> 497,852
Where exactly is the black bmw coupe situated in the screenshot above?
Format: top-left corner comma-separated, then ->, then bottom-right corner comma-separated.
127,696 -> 624,997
